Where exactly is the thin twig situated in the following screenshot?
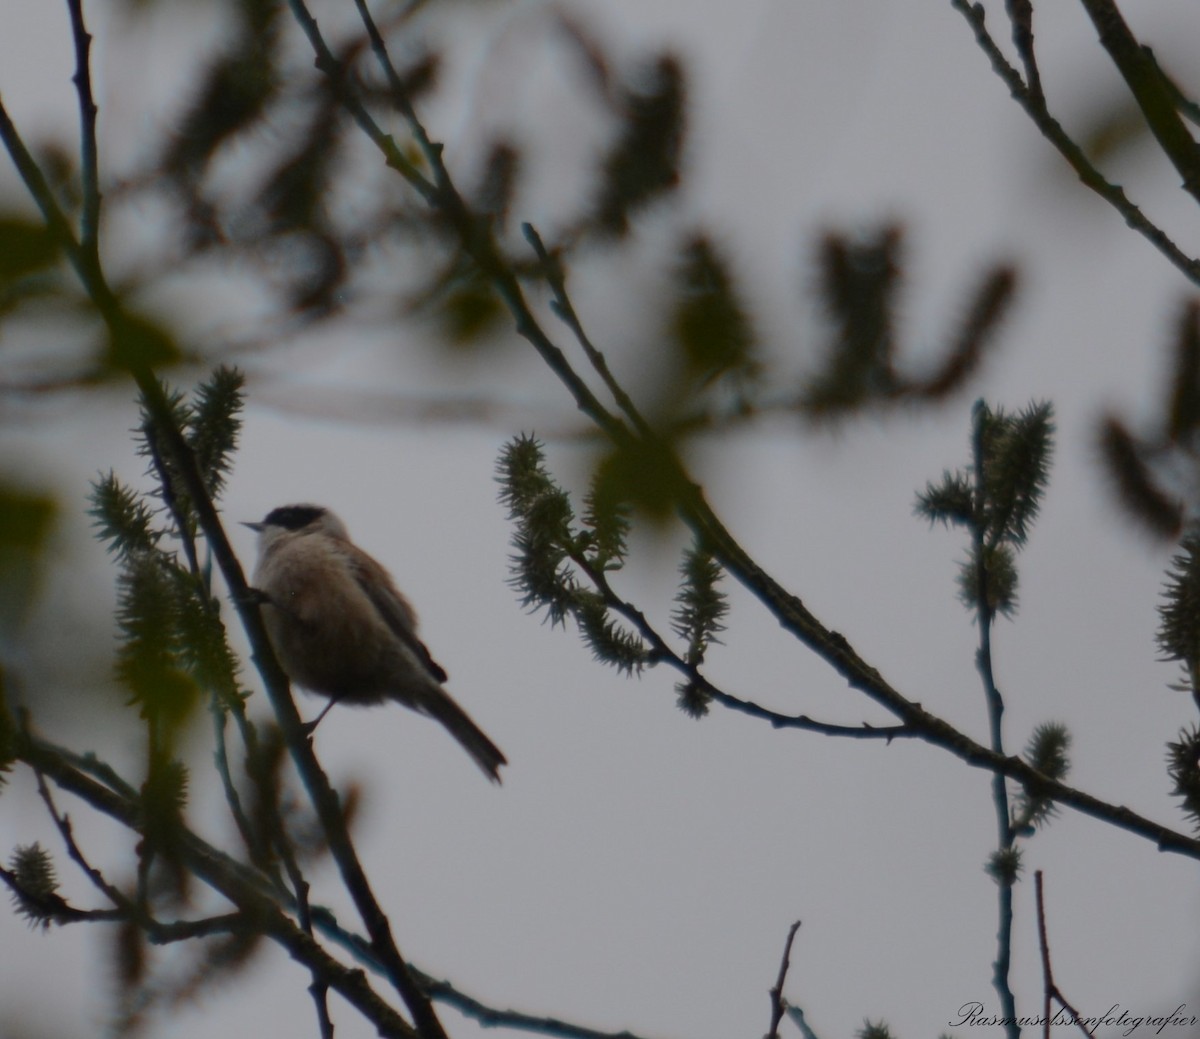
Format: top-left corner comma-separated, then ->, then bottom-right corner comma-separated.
1003,0 -> 1042,104
950,0 -> 1200,288
523,223 -> 655,440
0,99 -> 88,277
413,967 -> 663,1039
1147,49 -> 1200,130
273,780 -> 335,1038
0,862 -> 122,925
65,0 -> 101,265
1034,872 -> 1097,1039
18,729 -> 420,1039
143,422 -> 203,579
30,729 -> 629,1039
569,546 -> 911,738
32,765 -> 254,942
301,874 -> 336,1039
283,0 -> 435,204
970,405 -> 1019,1038
34,766 -> 130,909
766,921 -> 802,1039
209,693 -> 265,871
784,1004 -> 822,1039
1076,0 -> 1200,206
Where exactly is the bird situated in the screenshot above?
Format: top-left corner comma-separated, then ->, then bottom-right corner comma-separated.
243,503 -> 507,783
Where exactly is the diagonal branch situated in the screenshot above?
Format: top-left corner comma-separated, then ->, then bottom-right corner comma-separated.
950,0 -> 1200,288
16,728 -> 419,1039
278,0 -> 1200,865
1003,0 -> 1042,104
284,0 -> 435,204
523,223 -> 656,440
1076,0 -> 1200,206
766,921 -> 802,1039
569,546 -> 912,740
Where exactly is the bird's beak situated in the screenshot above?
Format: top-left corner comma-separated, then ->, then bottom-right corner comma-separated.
242,521 -> 264,532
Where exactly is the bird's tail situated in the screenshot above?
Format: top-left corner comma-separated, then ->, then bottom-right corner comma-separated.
419,689 -> 507,783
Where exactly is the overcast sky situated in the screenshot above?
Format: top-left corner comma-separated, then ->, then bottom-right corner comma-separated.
3,2 -> 1200,1038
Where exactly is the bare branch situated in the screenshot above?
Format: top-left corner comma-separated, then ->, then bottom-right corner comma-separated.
65,0 -> 101,264
766,921 -> 802,1039
1076,0 -> 1200,207
414,967 -> 666,1039
970,405 -> 1019,1036
1004,0 -> 1042,104
950,0 -> 1200,288
1035,872 -> 1097,1039
16,728 -> 420,1039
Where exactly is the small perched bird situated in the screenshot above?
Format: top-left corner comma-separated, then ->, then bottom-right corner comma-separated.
244,504 -> 507,783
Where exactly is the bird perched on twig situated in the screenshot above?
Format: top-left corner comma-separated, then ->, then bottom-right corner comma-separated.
244,504 -> 507,783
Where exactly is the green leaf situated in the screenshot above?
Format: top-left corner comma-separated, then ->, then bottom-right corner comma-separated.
436,276 -> 505,345
114,551 -> 203,732
957,542 -> 1018,616
1158,532 -> 1200,667
594,54 -> 686,234
576,592 -> 647,675
1012,722 -> 1070,831
0,671 -> 15,792
920,265 -> 1017,399
187,365 -> 244,499
591,439 -> 682,523
9,843 -> 61,929
1098,416 -> 1182,539
107,312 -> 182,372
497,435 -> 580,625
977,400 -> 1054,547
858,1020 -> 897,1039
581,470 -> 631,571
1165,302 -> 1200,443
0,216 -> 59,283
804,226 -> 902,415
675,680 -> 711,718
90,473 -> 160,559
1166,726 -> 1200,834
0,488 -> 56,636
985,845 -> 1022,886
672,544 -> 727,665
668,234 -> 758,387
162,0 -> 281,176
138,752 -> 191,901
914,470 -> 974,529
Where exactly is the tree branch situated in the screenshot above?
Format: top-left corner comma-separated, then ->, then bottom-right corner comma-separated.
766,921 -> 802,1039
950,0 -> 1200,288
65,0 -> 101,266
1034,872 -> 1097,1039
413,966 -> 665,1039
1076,0 -> 1200,206
568,544 -> 912,738
16,728 -> 420,1039
275,0 -> 1200,865
970,406 -> 1019,1037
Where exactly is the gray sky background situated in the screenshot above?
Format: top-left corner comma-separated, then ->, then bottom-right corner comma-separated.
2,2 -> 1200,1037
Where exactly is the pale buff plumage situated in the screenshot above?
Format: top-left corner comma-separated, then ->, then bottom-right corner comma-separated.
245,504 -> 506,783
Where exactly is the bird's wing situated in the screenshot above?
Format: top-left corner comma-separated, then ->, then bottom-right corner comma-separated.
346,551 -> 450,684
